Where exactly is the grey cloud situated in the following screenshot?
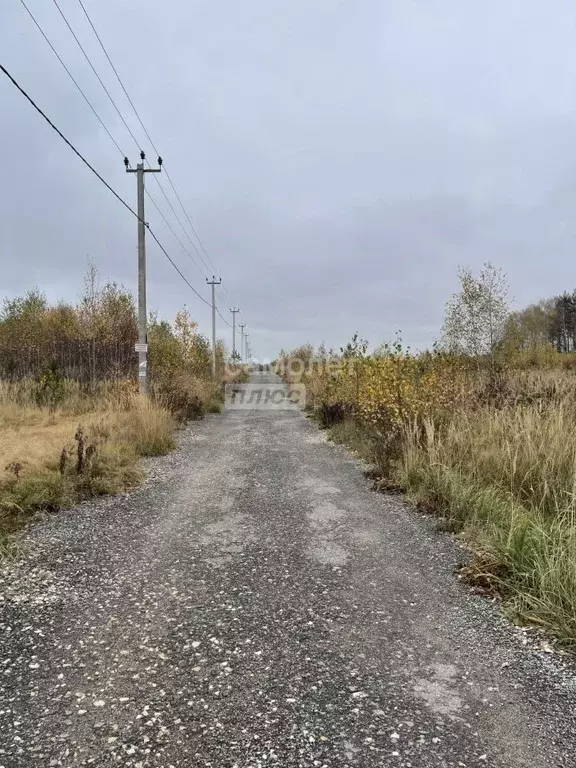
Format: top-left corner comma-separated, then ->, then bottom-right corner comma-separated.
2,0 -> 576,358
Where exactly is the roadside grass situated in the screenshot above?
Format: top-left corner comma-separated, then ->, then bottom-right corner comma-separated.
328,418 -> 380,463
403,460 -> 576,645
151,374 -> 220,421
0,390 -> 175,531
0,531 -> 19,559
306,370 -> 576,647
398,403 -> 576,646
0,381 -> 183,547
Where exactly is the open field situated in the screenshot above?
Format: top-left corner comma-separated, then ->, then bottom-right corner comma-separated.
0,380 -> 176,542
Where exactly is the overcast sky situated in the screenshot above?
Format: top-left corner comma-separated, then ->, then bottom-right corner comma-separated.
2,1 -> 576,359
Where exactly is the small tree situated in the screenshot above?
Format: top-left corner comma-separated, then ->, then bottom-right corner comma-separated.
441,262 -> 510,364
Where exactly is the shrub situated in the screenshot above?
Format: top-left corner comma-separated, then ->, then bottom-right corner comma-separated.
34,363 -> 66,410
152,374 -> 217,421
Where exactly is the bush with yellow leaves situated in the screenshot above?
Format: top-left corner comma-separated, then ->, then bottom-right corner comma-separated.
285,339 -> 471,437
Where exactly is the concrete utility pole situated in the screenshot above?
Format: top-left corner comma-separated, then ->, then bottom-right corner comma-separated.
206,276 -> 222,377
230,308 -> 240,362
125,151 -> 162,395
239,323 -> 246,363
245,334 -> 250,364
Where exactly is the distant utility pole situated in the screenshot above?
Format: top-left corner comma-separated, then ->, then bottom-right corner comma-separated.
245,334 -> 250,364
230,308 -> 240,363
125,151 -> 162,395
206,276 -> 222,377
239,323 -> 246,363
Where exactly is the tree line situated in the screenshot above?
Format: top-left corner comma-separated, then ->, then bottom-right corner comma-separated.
507,293 -> 576,353
0,265 -> 221,385
441,262 -> 576,363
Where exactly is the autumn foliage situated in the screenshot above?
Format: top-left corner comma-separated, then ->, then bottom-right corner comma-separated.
279,337 -> 471,441
0,281 -> 137,383
0,265 -> 223,415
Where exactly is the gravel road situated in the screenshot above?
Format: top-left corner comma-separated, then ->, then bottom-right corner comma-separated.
1,371 -> 575,767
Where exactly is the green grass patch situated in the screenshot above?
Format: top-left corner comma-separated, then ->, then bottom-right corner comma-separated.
401,460 -> 576,646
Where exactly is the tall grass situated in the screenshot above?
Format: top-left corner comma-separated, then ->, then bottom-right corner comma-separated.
408,403 -> 576,518
0,362 -> 247,546
0,382 -> 176,540
401,391 -> 576,645
120,395 -> 176,456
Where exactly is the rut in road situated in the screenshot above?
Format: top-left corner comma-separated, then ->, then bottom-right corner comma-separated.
0,371 -> 575,767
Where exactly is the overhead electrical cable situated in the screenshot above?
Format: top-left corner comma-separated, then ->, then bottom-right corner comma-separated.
74,0 -> 225,281
20,2 -> 214,288
145,189 -> 208,278
52,0 -> 222,284
20,0 -> 125,157
216,307 -> 233,328
0,62 -> 211,308
50,0 -> 142,149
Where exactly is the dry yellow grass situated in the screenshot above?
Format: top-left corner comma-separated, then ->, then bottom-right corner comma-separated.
0,384 -> 174,477
1,413 -> 86,478
407,403 -> 576,517
0,383 -> 176,531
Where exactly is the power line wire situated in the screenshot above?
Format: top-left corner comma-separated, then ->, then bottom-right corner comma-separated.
145,189 -> 207,278
221,283 -> 236,308
30,1 -> 240,318
216,306 -> 233,328
55,0 -> 214,281
19,2 -> 211,286
162,170 -> 218,273
148,230 -> 211,307
72,0 -> 243,316
1,61 -> 138,218
76,0 -> 155,147
50,0 -> 143,150
0,62 -> 211,309
20,0 -> 125,157
74,0 -> 225,281
71,1 -> 211,277
149,173 -> 212,277
217,283 -> 236,316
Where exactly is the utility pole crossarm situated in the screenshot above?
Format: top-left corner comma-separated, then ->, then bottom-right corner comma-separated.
125,151 -> 162,395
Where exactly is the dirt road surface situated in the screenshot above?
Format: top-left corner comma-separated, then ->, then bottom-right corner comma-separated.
1,372 -> 575,767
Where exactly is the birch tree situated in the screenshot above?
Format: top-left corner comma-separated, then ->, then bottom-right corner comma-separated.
441,262 -> 510,362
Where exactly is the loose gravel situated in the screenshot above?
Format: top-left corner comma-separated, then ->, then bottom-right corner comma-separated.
1,372 -> 575,767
